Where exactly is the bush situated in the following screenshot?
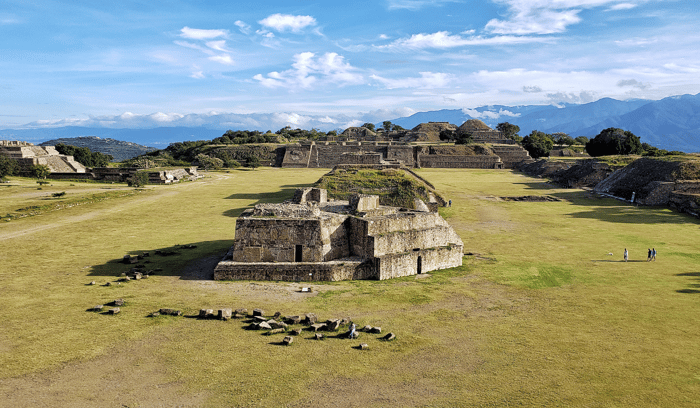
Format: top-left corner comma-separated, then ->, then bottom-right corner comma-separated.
30,164 -> 51,179
194,153 -> 224,170
55,143 -> 113,167
522,131 -> 554,158
0,153 -> 19,178
126,172 -> 149,187
52,191 -> 66,198
585,128 -> 642,156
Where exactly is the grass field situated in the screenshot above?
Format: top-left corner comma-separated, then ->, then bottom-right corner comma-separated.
0,168 -> 698,407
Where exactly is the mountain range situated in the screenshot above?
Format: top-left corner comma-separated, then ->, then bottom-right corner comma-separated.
1,93 -> 699,153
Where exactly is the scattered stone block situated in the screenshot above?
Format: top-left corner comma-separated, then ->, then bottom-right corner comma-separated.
362,325 -> 373,332
301,287 -> 312,292
258,322 -> 272,330
268,320 -> 287,330
108,308 -> 120,315
199,309 -> 216,319
326,319 -> 341,331
149,312 -> 160,317
383,333 -> 396,341
253,316 -> 268,323
253,308 -> 264,317
113,299 -> 125,306
314,333 -> 324,340
282,336 -> 293,346
89,281 -> 96,285
218,308 -> 232,321
371,327 -> 382,334
290,329 -> 301,336
350,331 -> 360,339
272,311 -> 282,320
104,282 -> 112,286
340,318 -> 350,326
91,305 -> 103,312
304,313 -> 318,325
159,308 -> 174,315
132,272 -> 142,280
310,323 -> 327,332
268,328 -> 285,335
358,343 -> 369,350
285,315 -> 301,324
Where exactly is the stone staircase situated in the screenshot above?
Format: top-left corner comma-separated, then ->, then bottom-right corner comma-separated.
490,144 -> 535,168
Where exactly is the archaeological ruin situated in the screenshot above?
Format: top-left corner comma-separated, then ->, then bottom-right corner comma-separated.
0,140 -> 86,173
214,187 -> 464,281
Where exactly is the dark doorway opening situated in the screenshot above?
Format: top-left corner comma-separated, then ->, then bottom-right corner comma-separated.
295,245 -> 303,262
417,256 -> 422,274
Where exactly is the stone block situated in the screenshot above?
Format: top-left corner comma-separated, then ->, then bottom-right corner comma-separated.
253,308 -> 264,317
358,343 -> 369,350
383,333 -> 396,341
282,336 -> 293,346
258,322 -> 272,330
371,327 -> 382,334
304,313 -> 318,325
218,308 -> 232,321
108,308 -> 120,315
285,315 -> 302,324
362,325 -> 373,332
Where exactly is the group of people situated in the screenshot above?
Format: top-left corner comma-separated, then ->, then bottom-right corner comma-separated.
623,248 -> 657,262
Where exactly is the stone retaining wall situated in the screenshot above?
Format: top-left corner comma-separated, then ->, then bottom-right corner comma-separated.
417,154 -> 502,169
214,259 -> 375,281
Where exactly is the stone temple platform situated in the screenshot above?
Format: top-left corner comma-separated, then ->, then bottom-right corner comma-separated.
214,188 -> 464,281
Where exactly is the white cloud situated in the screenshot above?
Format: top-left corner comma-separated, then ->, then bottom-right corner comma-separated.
371,72 -> 453,89
617,79 -> 650,89
234,20 -> 251,34
462,108 -> 521,120
258,14 -> 316,33
209,55 -> 234,65
484,0 -> 634,35
386,0 -> 461,10
254,52 -> 363,90
376,31 -> 551,50
179,26 -> 228,40
523,85 -> 543,93
546,90 -> 598,104
190,70 -> 205,79
607,2 -> 637,11
205,40 -> 229,52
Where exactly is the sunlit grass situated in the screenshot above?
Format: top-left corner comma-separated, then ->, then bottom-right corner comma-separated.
1,167 -> 699,406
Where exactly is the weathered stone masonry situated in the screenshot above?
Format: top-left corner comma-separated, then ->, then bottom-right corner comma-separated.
214,188 -> 464,281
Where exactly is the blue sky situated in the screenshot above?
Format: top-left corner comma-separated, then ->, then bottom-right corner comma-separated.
1,0 -> 699,131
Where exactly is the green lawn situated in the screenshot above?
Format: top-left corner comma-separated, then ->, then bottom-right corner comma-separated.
0,167 -> 698,407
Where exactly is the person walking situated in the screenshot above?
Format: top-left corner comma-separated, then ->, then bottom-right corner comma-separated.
647,248 -> 652,262
348,322 -> 356,339
624,248 -> 628,262
651,248 -> 656,261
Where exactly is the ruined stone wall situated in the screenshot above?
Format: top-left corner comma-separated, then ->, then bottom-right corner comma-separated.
281,144 -> 312,168
214,259 -> 376,281
319,216 -> 351,261
232,218 -> 325,262
376,245 -> 463,280
490,145 -> 533,168
386,145 -> 414,164
372,226 -> 461,257
364,212 -> 448,236
336,152 -> 382,165
418,154 -> 502,169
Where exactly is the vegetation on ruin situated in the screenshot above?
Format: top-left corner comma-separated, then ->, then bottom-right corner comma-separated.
54,143 -> 113,167
1,167 -> 699,406
315,167 -> 444,209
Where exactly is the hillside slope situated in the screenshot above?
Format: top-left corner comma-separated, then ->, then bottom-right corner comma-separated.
39,136 -> 157,162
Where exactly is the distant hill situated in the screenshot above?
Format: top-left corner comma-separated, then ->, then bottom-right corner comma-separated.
39,136 -> 157,162
385,94 -> 700,152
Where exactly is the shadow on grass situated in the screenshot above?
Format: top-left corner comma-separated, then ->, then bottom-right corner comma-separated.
507,184 -> 698,225
222,184 -> 312,218
675,272 -> 700,294
86,239 -> 233,281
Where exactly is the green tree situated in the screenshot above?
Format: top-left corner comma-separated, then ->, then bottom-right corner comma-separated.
126,171 -> 148,187
574,136 -> 589,145
439,129 -> 455,141
245,155 -> 261,169
54,143 -> 112,167
382,121 -> 393,132
585,128 -> 643,157
551,132 -> 575,147
194,153 -> 224,170
496,122 -> 520,140
392,124 -> 405,132
361,123 -> 375,131
0,152 -> 19,179
521,130 -> 554,158
30,164 -> 51,179
455,132 -> 473,145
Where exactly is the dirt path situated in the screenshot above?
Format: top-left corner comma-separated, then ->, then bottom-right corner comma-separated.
0,173 -> 231,242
